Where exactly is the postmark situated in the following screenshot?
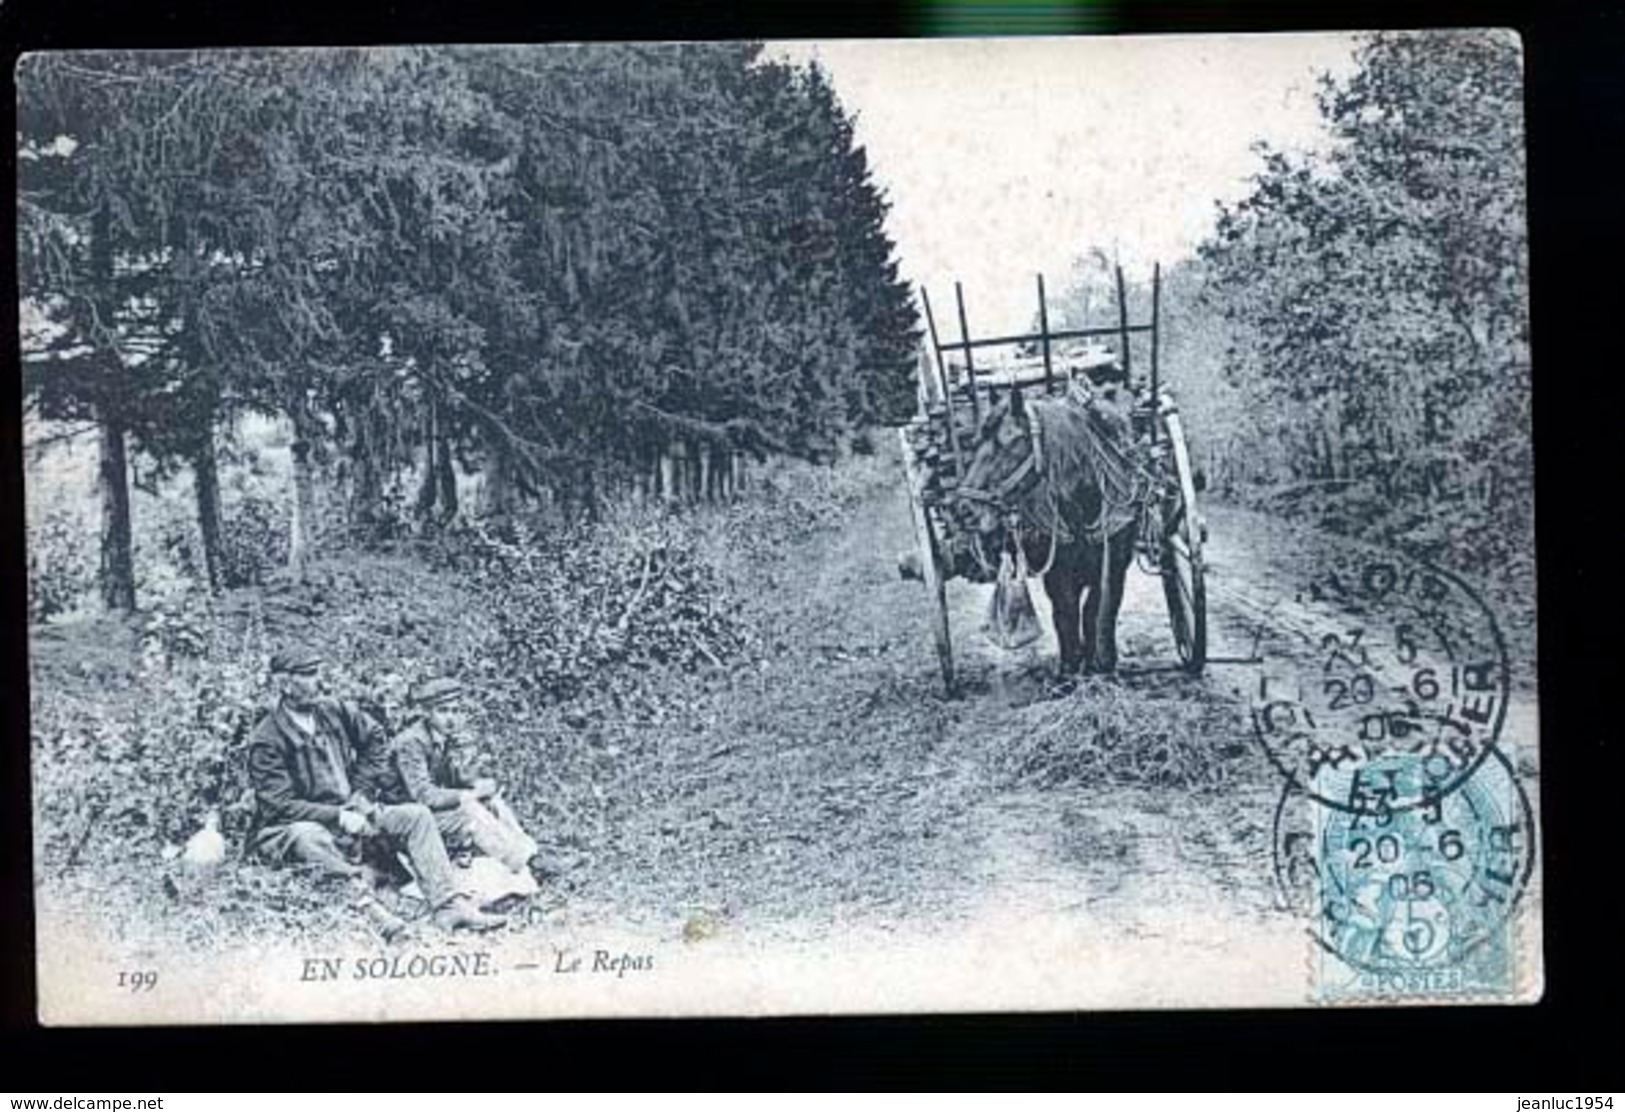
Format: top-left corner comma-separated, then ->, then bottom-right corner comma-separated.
1272,745 -> 1536,1002
1249,548 -> 1511,815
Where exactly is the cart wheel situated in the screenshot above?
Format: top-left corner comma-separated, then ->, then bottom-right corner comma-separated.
899,428 -> 955,695
1158,410 -> 1207,675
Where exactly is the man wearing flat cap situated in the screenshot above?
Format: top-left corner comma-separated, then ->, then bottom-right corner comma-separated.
246,647 -> 505,933
375,676 -> 540,876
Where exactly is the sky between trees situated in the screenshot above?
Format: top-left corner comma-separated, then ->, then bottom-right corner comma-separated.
770,34 -> 1360,334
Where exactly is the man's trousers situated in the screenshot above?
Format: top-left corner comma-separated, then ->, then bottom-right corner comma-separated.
254,802 -> 464,907
432,794 -> 538,872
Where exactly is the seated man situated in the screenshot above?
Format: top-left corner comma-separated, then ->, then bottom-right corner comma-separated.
246,647 -> 505,933
373,677 -> 540,877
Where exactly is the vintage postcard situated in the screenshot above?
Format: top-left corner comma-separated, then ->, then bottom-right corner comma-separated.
20,31 -> 1539,1024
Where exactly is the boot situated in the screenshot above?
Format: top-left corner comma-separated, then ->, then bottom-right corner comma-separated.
434,895 -> 507,933
357,897 -> 409,943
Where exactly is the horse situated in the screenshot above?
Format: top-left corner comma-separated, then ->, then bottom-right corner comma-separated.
950,384 -> 1148,679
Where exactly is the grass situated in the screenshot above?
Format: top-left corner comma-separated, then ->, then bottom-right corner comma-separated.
30,441 -> 1302,958
28,450 -> 914,950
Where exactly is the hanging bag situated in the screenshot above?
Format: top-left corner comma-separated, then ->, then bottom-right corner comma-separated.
984,542 -> 1042,651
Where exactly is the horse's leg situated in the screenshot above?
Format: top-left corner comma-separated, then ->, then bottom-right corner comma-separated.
1044,553 -> 1084,676
1092,527 -> 1137,675
1079,542 -> 1103,674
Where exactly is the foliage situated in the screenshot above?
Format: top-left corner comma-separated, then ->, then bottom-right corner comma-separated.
217,490 -> 292,588
449,46 -> 919,493
440,507 -> 755,706
1196,30 -> 1530,577
19,45 -> 921,614
31,606 -> 271,871
27,439 -> 899,892
719,450 -> 898,557
27,505 -> 98,622
31,449 -> 893,890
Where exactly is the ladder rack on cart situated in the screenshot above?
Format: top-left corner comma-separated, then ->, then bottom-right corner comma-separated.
900,262 -> 1207,694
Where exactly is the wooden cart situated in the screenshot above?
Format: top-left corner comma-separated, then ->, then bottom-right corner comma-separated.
900,264 -> 1207,693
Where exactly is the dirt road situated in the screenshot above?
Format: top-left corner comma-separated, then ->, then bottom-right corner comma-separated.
535,447 -> 1541,983
494,471 -> 1353,971
31,451 -> 1539,1017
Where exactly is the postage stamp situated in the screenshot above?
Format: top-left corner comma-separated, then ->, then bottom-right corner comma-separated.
19,31 -> 1539,1023
1274,747 -> 1537,1003
1257,546 -> 1539,1003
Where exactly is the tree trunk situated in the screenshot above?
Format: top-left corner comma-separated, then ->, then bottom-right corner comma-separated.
416,399 -> 439,521
660,441 -> 678,504
349,451 -> 381,532
631,450 -> 648,504
436,413 -> 458,522
699,444 -> 713,504
288,397 -> 319,583
177,216 -> 225,590
481,433 -> 515,518
97,414 -> 137,612
670,284 -> 702,382
577,465 -> 599,522
348,413 -> 384,532
193,427 -> 224,593
90,200 -> 136,613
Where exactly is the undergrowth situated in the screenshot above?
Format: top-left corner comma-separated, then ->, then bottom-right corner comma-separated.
29,451 -> 899,948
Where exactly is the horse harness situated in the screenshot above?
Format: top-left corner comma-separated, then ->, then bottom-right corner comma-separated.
954,407 -> 1049,513
955,406 -> 1063,577
955,392 -> 1156,581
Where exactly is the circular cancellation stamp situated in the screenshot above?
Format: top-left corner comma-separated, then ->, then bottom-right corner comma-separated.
1248,549 -> 1512,815
1272,745 -> 1536,1002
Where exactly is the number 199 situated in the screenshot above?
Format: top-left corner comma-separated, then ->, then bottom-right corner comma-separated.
118,970 -> 158,992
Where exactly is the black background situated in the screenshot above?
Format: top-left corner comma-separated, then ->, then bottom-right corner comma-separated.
1,0 -> 1618,1090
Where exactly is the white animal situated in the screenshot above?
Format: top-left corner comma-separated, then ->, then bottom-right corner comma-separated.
181,809 -> 226,869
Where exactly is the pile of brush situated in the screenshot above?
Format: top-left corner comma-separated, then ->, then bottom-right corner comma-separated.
993,678 -> 1240,791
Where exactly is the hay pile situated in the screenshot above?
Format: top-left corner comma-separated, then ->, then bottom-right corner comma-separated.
992,677 -> 1246,791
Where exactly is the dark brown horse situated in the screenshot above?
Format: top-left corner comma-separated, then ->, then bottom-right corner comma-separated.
951,387 -> 1147,677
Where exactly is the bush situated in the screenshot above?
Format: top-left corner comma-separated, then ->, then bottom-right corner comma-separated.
133,483 -> 209,602
27,505 -> 97,622
29,442 -> 896,936
31,620 -> 274,870
714,448 -> 896,559
438,504 -> 754,705
219,486 -> 290,587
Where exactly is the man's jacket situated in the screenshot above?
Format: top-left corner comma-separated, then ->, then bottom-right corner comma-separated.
247,698 -> 390,828
380,718 -> 475,811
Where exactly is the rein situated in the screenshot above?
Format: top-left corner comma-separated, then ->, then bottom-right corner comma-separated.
961,408 -> 1062,579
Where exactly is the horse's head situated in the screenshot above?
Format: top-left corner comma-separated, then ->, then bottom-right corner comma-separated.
952,388 -> 1043,543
